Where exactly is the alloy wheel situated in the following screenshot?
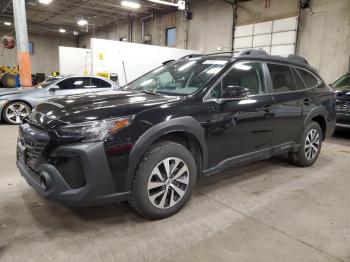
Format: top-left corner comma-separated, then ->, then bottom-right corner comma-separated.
147,157 -> 190,209
5,103 -> 30,124
305,128 -> 320,160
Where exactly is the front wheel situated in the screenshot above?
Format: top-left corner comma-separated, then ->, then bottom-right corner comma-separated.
2,101 -> 31,125
290,121 -> 322,167
130,142 -> 197,220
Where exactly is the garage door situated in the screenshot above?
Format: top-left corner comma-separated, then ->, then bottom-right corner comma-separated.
234,17 -> 298,57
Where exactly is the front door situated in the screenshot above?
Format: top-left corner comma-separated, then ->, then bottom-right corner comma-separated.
205,61 -> 275,167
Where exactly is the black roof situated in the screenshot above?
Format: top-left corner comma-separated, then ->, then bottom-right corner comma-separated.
196,49 -> 319,76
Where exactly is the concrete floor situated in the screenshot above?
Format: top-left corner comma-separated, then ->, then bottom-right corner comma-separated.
0,124 -> 349,262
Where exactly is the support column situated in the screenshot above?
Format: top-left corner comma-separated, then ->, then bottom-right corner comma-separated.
12,0 -> 32,87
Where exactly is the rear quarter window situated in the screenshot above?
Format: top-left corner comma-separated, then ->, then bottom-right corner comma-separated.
295,68 -> 320,88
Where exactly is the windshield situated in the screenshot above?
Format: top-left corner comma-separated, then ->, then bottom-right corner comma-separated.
34,77 -> 62,89
124,58 -> 228,96
332,74 -> 350,90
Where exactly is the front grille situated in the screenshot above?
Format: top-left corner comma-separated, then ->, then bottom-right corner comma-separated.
337,102 -> 350,113
19,123 -> 50,171
22,138 -> 48,170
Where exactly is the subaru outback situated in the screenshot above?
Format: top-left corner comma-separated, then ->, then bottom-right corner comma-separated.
16,50 -> 336,219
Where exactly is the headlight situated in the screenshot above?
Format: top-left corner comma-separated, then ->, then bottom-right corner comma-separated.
58,116 -> 133,142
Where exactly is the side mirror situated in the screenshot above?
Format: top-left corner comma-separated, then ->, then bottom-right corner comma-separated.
49,85 -> 60,92
223,85 -> 250,99
110,73 -> 119,84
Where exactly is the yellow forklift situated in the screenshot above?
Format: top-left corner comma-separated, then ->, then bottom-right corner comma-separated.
0,65 -> 18,88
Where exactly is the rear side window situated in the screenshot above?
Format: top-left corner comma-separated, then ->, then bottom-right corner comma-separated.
267,64 -> 296,93
90,78 -> 112,88
295,68 -> 319,88
292,68 -> 306,90
57,77 -> 91,90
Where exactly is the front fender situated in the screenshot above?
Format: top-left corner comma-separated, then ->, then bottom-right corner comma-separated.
125,116 -> 208,191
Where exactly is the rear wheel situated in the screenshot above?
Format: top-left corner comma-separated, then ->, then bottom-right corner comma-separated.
290,121 -> 322,167
130,142 -> 197,220
2,101 -> 31,125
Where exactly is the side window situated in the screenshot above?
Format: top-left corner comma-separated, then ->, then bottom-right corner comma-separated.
267,64 -> 296,93
209,61 -> 266,98
90,78 -> 112,88
57,78 -> 91,90
295,68 -> 320,88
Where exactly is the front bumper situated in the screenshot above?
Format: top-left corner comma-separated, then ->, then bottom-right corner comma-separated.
0,99 -> 8,121
16,141 -> 131,206
336,112 -> 350,128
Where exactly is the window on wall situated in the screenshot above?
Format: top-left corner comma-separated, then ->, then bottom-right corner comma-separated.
166,27 -> 176,46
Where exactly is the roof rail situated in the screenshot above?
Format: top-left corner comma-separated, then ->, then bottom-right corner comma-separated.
287,54 -> 309,65
205,51 -> 239,56
180,54 -> 203,59
238,49 -> 269,56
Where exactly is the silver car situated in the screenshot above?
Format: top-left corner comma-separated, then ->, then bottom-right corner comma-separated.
0,75 -> 119,124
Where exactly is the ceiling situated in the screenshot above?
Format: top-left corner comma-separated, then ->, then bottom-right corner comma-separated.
0,0 -> 183,36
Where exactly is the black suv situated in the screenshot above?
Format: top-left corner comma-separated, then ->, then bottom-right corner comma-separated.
331,73 -> 350,128
17,50 -> 336,219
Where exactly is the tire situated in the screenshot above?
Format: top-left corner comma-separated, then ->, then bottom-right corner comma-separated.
1,73 -> 16,88
289,121 -> 323,167
130,142 -> 197,220
2,101 -> 31,125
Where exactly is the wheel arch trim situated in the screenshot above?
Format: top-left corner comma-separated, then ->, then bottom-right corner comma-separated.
125,116 -> 208,191
303,106 -> 327,127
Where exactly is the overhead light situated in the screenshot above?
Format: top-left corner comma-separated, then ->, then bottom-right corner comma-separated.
147,0 -> 185,10
39,0 -> 53,4
73,31 -> 79,36
4,22 -> 12,26
77,19 -> 88,26
59,28 -> 66,33
121,1 -> 141,9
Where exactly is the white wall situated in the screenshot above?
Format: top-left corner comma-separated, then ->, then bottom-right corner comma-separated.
0,31 -> 76,77
59,46 -> 92,75
298,0 -> 350,83
91,38 -> 198,85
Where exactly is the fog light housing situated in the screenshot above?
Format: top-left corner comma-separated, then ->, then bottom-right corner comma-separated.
39,172 -> 52,191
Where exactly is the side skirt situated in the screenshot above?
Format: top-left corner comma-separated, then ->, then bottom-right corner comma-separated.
202,142 -> 300,177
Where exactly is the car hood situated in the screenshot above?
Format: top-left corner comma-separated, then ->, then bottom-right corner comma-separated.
0,88 -> 39,97
29,90 -> 181,128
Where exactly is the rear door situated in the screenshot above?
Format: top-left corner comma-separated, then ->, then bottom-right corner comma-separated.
266,63 -> 307,145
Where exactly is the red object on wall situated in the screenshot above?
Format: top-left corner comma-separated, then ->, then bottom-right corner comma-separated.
2,36 -> 16,49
